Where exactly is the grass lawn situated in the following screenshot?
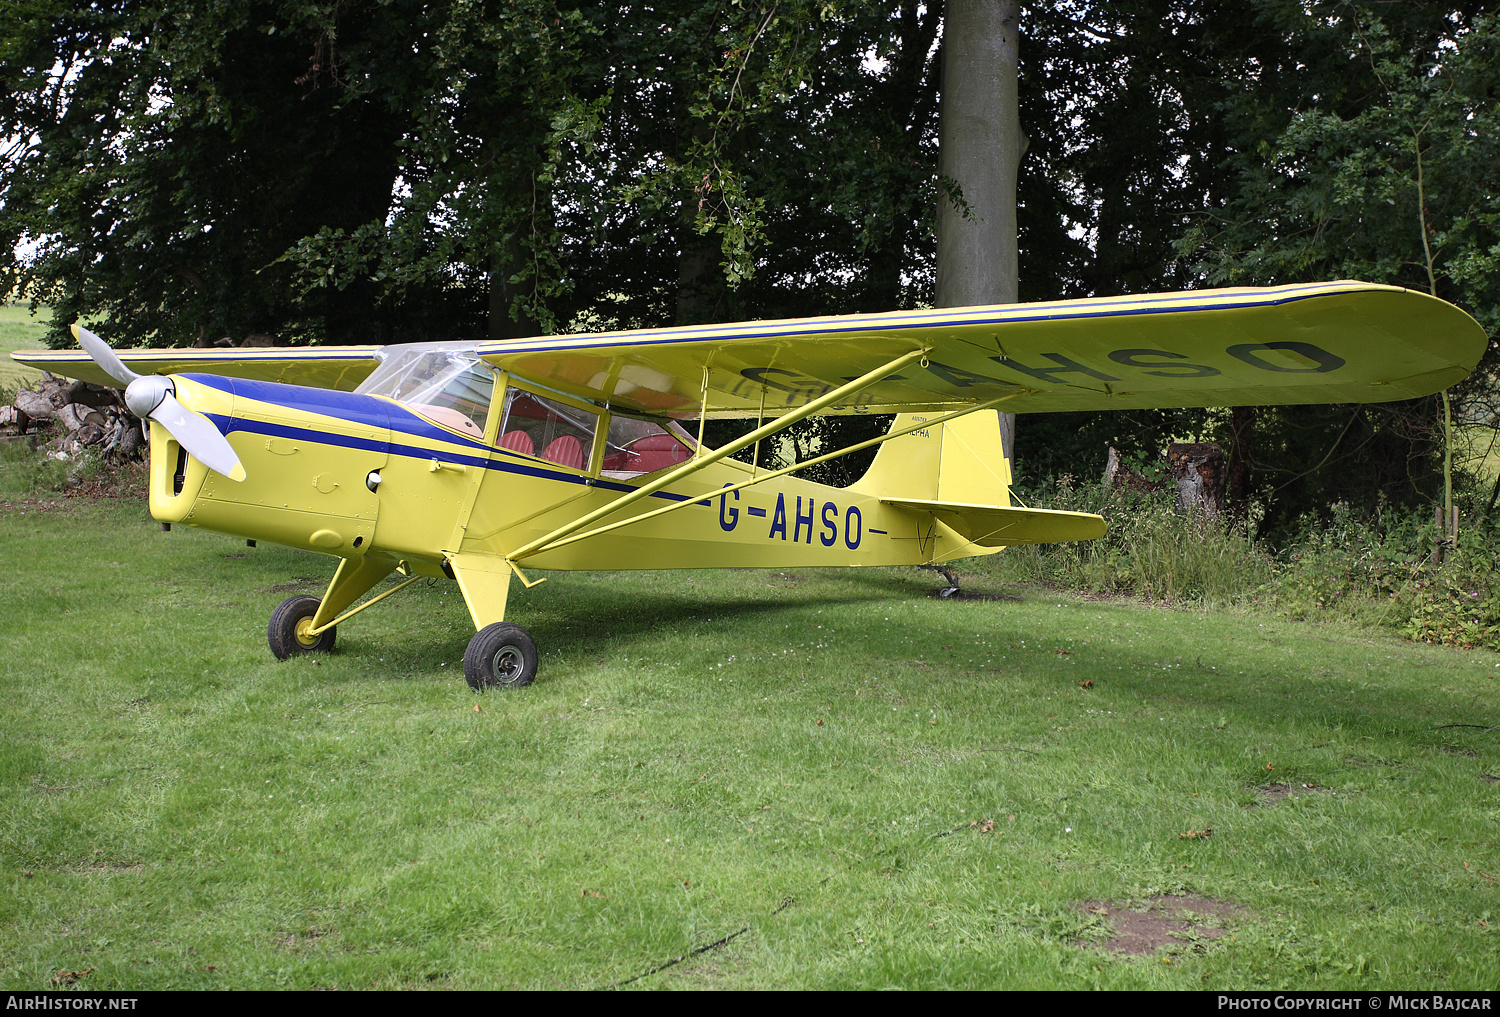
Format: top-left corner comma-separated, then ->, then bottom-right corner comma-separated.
2,494 -> 1497,990
0,303 -> 50,392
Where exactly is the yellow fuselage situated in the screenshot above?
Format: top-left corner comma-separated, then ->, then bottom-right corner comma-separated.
150,375 -> 995,580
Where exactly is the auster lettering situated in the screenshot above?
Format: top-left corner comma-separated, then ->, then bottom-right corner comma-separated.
769,493 -> 788,540
794,497 -> 815,543
820,502 -> 839,546
844,506 -> 862,549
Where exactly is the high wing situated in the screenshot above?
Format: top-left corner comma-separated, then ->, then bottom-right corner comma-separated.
11,345 -> 382,391
11,282 -> 1484,416
477,281 -> 1486,418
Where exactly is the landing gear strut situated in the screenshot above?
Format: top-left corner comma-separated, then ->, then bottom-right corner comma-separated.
921,564 -> 962,598
464,622 -> 538,689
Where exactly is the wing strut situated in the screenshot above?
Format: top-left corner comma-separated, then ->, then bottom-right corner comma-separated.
505,348 -> 929,562
513,390 -> 1029,560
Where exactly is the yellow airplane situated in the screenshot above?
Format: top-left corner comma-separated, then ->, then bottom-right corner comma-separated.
16,281 -> 1485,689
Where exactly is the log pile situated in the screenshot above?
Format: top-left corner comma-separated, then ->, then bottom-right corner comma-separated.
1,372 -> 144,460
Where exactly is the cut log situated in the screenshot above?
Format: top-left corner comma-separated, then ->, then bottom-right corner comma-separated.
55,403 -> 105,432
15,389 -> 55,422
66,380 -> 122,408
1165,442 -> 1226,516
117,421 -> 145,459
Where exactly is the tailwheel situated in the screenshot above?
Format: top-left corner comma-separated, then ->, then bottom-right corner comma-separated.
463,622 -> 538,690
268,595 -> 336,659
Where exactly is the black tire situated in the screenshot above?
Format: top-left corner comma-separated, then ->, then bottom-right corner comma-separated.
268,595 -> 336,659
463,622 -> 538,690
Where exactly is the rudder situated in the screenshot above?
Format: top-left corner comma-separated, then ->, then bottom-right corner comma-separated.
849,410 -> 1012,507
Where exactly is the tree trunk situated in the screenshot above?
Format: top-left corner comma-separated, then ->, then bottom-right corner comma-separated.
1165,442 -> 1226,516
1103,446 -> 1166,493
934,0 -> 1026,466
488,236 -> 539,340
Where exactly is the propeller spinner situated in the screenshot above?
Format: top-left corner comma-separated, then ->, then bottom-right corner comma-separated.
72,324 -> 246,482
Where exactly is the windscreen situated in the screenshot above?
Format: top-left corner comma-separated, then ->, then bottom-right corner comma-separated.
356,344 -> 493,438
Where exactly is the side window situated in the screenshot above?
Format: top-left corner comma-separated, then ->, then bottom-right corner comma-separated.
601,416 -> 693,478
497,387 -> 599,471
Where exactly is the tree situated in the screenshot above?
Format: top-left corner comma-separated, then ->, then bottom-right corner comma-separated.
1179,5 -> 1500,527
934,0 -> 1024,460
0,1 -> 438,347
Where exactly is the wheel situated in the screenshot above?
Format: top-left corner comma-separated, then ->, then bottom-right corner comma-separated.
463,622 -> 538,690
268,595 -> 336,659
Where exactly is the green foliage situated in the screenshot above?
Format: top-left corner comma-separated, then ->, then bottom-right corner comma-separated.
991,478 -> 1500,654
1404,527 -> 1500,651
1269,506 -> 1500,653
983,478 -> 1273,606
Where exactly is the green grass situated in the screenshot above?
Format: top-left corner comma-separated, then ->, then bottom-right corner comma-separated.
2,495 -> 1497,990
0,303 -> 50,391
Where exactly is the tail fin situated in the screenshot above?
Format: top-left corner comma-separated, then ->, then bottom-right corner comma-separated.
849,410 -> 1013,506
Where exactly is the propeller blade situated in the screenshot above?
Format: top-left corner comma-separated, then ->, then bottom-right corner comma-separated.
70,324 -> 140,387
151,391 -> 246,483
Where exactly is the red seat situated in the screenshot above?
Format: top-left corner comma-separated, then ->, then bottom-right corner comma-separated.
498,430 -> 534,456
629,433 -> 691,472
542,434 -> 586,470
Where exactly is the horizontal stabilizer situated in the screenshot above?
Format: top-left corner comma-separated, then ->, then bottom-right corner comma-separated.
882,498 -> 1106,547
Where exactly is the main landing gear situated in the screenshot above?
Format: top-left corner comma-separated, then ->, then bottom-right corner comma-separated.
463,622 -> 539,689
268,595 -> 337,658
267,590 -> 539,690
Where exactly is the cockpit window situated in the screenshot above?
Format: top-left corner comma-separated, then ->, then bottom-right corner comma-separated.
356,344 -> 493,439
601,416 -> 694,478
498,386 -> 599,471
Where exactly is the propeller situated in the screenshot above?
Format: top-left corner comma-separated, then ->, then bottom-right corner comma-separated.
72,324 -> 246,482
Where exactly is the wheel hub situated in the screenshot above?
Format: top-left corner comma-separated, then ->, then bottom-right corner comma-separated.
491,644 -> 525,684
295,617 -> 320,647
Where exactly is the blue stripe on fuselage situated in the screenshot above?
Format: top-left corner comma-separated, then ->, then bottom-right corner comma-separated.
184,374 -> 494,453
202,413 -> 699,504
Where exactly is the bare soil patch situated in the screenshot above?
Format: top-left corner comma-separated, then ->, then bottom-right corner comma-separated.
265,578 -> 322,593
1078,895 -> 1247,955
1482,773 -> 1500,784
1251,782 -> 1333,806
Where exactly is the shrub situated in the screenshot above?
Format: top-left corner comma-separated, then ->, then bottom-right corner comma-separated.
983,477 -> 1272,606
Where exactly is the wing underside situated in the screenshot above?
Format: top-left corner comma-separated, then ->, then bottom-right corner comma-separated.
11,282 -> 1485,418
11,346 -> 383,391
477,281 -> 1486,418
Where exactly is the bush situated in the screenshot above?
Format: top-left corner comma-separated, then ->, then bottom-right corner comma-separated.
982,477 -> 1272,606
1401,521 -> 1500,651
980,480 -> 1500,653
